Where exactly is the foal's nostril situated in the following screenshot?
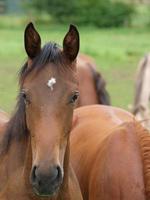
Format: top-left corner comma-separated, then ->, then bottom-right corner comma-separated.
49,165 -> 62,183
56,166 -> 62,181
31,165 -> 37,183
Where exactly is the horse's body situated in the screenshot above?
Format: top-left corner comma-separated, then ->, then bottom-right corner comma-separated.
0,23 -> 83,200
76,54 -> 110,107
133,54 -> 150,130
70,105 -> 149,200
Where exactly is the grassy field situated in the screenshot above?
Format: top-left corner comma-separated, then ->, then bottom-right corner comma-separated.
1,21 -> 150,113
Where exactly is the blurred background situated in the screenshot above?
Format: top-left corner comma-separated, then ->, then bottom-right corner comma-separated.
0,0 -> 150,113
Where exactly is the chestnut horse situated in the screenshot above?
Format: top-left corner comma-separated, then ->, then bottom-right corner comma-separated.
70,105 -> 149,200
0,23 -> 83,199
76,54 -> 110,107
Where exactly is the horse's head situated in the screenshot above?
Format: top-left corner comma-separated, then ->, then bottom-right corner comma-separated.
21,23 -> 79,197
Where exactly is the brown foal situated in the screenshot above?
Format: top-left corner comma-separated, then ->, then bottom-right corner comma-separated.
0,23 -> 83,200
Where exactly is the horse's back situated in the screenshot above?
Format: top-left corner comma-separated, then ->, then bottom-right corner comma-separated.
72,105 -> 133,138
71,105 -> 145,199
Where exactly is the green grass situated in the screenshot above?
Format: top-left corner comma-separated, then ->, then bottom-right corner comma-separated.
1,21 -> 150,113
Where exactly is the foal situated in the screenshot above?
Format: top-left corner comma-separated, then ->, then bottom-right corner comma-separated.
0,23 -> 82,200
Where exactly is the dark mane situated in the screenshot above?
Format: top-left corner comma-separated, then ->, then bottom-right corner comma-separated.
2,42 -> 63,154
1,94 -> 27,154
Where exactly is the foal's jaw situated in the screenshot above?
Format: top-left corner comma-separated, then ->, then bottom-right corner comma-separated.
32,186 -> 59,198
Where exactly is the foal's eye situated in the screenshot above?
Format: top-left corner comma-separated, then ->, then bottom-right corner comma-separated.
69,91 -> 79,104
21,91 -> 31,105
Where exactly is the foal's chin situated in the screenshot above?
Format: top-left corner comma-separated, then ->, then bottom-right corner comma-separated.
32,184 -> 60,198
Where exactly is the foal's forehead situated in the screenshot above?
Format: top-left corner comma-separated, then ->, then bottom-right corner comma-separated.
23,62 -> 77,90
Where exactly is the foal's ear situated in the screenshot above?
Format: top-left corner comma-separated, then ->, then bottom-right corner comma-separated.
24,22 -> 41,59
63,24 -> 80,62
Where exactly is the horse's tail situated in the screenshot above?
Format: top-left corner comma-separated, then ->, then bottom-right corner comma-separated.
133,54 -> 149,115
88,64 -> 111,105
136,121 -> 150,199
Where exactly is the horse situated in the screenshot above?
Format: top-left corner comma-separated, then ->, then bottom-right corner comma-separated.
76,54 -> 110,107
70,105 -> 149,200
0,23 -> 83,200
133,54 -> 150,130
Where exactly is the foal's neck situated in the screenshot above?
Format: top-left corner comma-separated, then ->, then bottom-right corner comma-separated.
0,128 -> 28,198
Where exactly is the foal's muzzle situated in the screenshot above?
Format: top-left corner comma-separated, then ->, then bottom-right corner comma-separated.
30,165 -> 63,197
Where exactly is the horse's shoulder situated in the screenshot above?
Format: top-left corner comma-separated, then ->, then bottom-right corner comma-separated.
71,105 -> 134,169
